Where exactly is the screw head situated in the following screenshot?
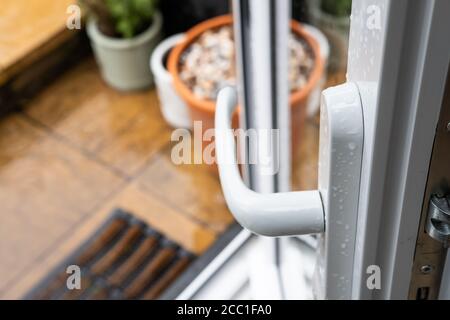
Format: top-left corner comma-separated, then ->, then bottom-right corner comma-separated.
436,192 -> 446,199
420,265 -> 434,275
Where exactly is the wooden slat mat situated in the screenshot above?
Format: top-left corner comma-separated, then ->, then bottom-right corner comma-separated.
25,209 -> 195,300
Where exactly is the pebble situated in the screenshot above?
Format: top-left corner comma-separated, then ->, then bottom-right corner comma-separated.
179,26 -> 315,100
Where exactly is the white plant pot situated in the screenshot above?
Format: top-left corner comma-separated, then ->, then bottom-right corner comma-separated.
87,11 -> 163,91
303,24 -> 330,117
150,33 -> 192,129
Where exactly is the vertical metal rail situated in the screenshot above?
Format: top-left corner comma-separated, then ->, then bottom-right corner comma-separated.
232,0 -> 252,186
232,0 -> 291,299
232,0 -> 291,192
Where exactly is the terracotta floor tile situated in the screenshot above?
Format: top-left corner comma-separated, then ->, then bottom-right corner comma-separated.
136,145 -> 233,233
0,114 -> 124,292
25,59 -> 102,127
96,91 -> 173,176
0,134 -> 124,222
25,59 -> 173,176
0,113 -> 45,166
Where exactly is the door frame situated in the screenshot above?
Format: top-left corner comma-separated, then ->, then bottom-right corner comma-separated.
348,0 -> 450,299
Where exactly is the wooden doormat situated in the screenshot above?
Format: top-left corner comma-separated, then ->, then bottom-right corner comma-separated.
25,209 -> 196,300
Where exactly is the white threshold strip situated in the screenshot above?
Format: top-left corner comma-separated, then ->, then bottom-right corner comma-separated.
176,230 -> 253,300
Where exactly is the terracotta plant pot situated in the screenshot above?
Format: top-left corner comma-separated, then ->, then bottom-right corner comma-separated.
168,15 -> 324,160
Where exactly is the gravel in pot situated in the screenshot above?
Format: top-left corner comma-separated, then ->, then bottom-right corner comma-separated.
178,25 -> 316,101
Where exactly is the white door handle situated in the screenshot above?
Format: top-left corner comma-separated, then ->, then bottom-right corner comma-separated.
216,82 -> 367,298
215,87 -> 325,236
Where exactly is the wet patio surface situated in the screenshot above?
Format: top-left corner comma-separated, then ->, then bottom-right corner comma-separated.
0,1 -> 345,299
0,58 -> 233,298
0,55 -> 345,299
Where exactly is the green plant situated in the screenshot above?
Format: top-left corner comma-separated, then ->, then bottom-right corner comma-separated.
320,0 -> 352,17
80,0 -> 158,38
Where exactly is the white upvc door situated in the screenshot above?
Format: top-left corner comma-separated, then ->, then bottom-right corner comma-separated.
179,0 -> 450,300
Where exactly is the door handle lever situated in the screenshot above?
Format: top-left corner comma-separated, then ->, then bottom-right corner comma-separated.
216,83 -> 366,299
215,87 -> 325,237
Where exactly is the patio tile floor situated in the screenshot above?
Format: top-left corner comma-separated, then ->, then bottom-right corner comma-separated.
0,55 -> 343,298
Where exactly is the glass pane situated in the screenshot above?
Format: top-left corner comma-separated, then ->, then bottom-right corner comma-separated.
291,0 -> 351,191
